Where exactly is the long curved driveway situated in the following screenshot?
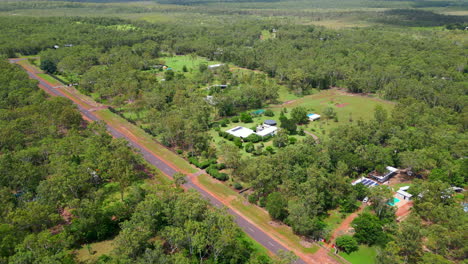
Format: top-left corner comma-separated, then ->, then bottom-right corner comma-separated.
9,58 -> 309,264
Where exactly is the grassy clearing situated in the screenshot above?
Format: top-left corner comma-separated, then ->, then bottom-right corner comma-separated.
338,245 -> 378,264
270,89 -> 394,138
161,55 -> 221,72
95,109 -> 196,174
75,239 -> 115,263
37,73 -> 62,86
198,174 -> 319,255
323,209 -> 347,232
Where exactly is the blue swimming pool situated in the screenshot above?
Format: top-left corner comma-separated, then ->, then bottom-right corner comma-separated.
388,197 -> 400,206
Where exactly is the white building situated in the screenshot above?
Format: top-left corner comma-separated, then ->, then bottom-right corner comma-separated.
208,64 -> 225,70
372,166 -> 398,183
256,125 -> 278,137
226,126 -> 254,138
308,113 -> 321,121
396,189 -> 413,201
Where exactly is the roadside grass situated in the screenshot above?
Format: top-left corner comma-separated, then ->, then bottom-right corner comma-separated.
198,174 -> 319,255
95,109 -> 196,174
37,73 -> 63,86
338,245 -> 378,264
75,239 -> 115,263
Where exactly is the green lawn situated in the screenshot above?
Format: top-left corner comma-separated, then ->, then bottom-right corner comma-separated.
160,55 -> 221,73
269,89 -> 395,138
75,239 -> 115,263
338,245 -> 378,264
323,209 -> 347,233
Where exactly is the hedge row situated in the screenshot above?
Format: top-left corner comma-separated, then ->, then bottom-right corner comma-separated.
206,164 -> 229,181
188,157 -> 216,169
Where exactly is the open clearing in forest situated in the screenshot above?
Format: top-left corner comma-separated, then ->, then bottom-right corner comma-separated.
269,88 -> 395,138
338,245 -> 377,264
75,240 -> 114,263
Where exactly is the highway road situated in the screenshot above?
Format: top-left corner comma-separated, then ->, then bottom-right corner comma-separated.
10,58 -> 308,264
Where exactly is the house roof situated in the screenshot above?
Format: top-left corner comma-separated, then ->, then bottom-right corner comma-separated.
256,126 -> 278,137
308,113 -> 321,120
264,119 -> 277,126
226,126 -> 254,138
397,189 -> 413,198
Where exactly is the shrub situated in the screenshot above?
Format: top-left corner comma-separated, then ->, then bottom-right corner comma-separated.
248,194 -> 258,204
258,196 -> 267,207
336,235 -> 358,254
245,134 -> 262,143
215,173 -> 229,181
231,116 -> 239,123
233,182 -> 243,190
234,138 -> 243,148
265,146 -> 275,154
289,137 -> 297,145
262,135 -> 272,142
245,142 -> 255,153
176,149 -> 183,155
240,112 -> 253,123
264,109 -> 274,117
216,163 -> 226,170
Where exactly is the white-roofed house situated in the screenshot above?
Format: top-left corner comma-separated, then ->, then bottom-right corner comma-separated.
256,125 -> 278,137
308,113 -> 321,121
226,126 -> 254,138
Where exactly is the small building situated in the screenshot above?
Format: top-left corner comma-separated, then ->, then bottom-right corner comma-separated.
256,125 -> 278,137
308,113 -> 321,121
208,64 -> 224,70
396,189 -> 413,201
372,166 -> 398,183
53,45 -> 59,49
351,177 -> 379,187
251,109 -> 265,115
264,120 -> 277,126
64,44 -> 74,47
226,126 -> 254,138
205,95 -> 215,105
211,84 -> 228,89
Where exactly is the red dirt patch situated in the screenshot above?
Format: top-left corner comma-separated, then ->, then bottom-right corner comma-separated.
335,103 -> 349,108
396,201 -> 413,221
329,205 -> 365,244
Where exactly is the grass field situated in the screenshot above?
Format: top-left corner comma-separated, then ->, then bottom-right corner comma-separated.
270,89 -> 395,138
339,245 -> 378,264
198,174 -> 319,255
161,55 -> 221,72
95,109 -> 197,174
75,239 -> 115,263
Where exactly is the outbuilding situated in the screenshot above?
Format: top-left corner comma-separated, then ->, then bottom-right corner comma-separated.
264,120 -> 277,126
308,113 -> 321,121
256,126 -> 278,137
396,189 -> 413,201
226,126 -> 254,138
208,64 -> 224,70
372,166 -> 398,183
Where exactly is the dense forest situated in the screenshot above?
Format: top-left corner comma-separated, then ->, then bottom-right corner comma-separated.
0,2 -> 467,263
0,59 -> 279,263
